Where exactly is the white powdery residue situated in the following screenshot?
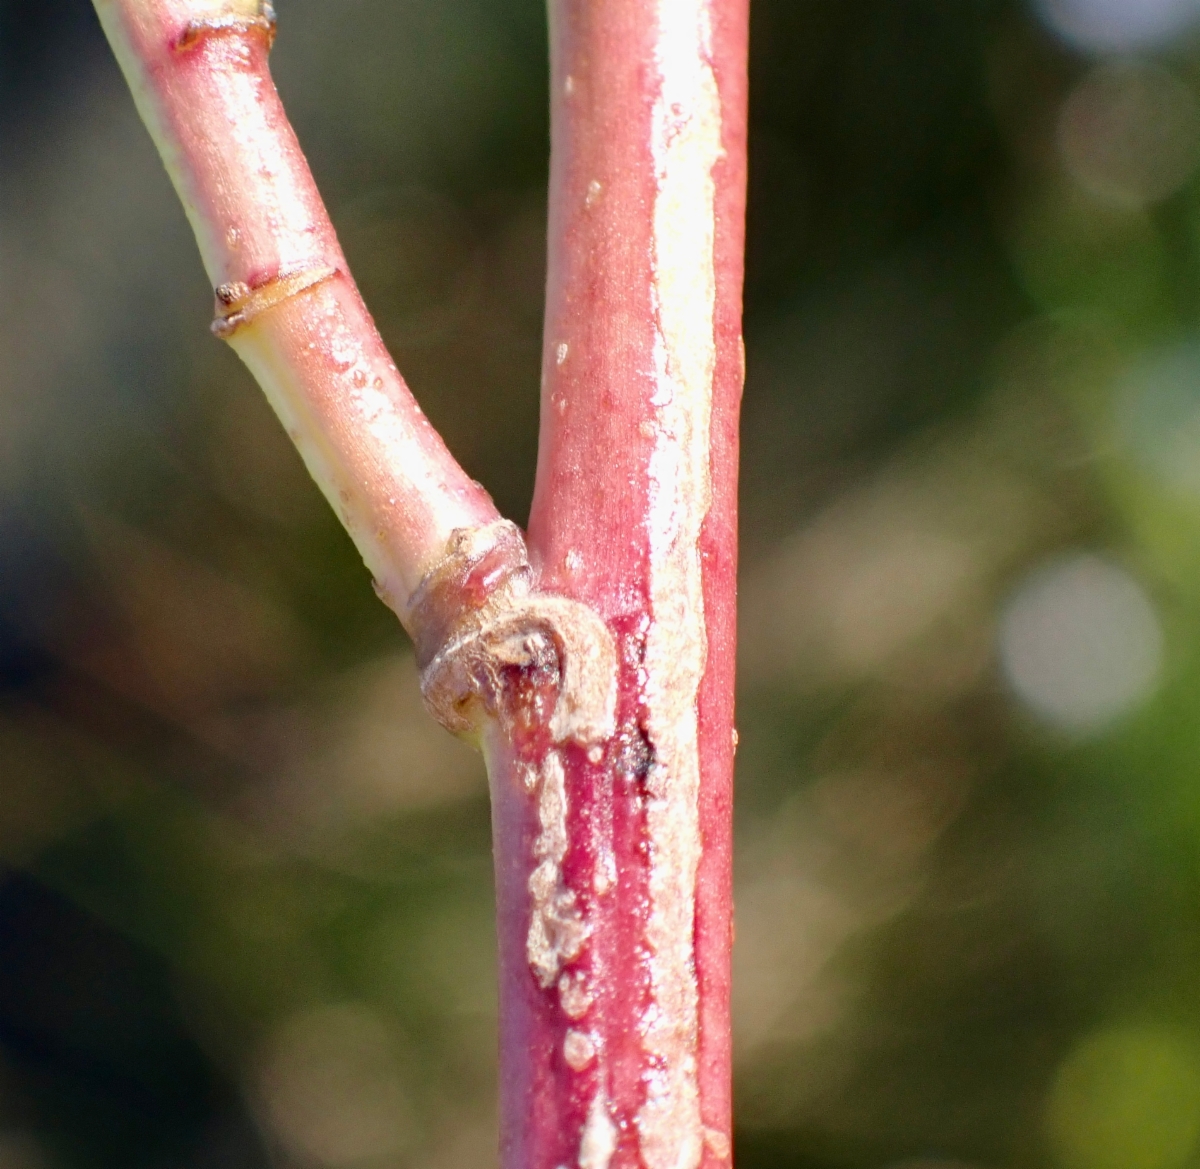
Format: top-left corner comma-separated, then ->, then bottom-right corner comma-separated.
635,1 -> 721,1168
559,970 -> 594,1020
564,1029 -> 597,1071
328,328 -> 360,371
704,1126 -> 732,1162
521,762 -> 540,793
578,1091 -> 619,1169
593,845 -> 616,895
355,383 -> 387,426
526,751 -> 588,987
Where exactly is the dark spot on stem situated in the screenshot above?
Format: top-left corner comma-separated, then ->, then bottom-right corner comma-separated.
614,722 -> 653,781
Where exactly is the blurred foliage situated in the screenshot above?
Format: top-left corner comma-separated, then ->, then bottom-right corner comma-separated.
5,0 -> 1200,1167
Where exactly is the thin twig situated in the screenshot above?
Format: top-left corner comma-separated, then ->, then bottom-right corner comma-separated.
93,0 -> 506,628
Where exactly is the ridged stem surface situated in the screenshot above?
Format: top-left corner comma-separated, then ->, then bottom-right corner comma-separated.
91,4 -> 748,1167
504,1 -> 748,1166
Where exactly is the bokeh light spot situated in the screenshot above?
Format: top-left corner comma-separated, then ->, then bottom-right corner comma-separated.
254,1002 -> 413,1166
1046,1026 -> 1200,1169
1118,341 -> 1200,496
998,553 -> 1162,731
1033,0 -> 1200,54
1058,62 -> 1200,209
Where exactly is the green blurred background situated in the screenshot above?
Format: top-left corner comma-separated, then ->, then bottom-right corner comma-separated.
4,0 -> 1200,1165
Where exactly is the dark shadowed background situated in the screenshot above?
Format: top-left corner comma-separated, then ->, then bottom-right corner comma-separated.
3,0 -> 1200,1166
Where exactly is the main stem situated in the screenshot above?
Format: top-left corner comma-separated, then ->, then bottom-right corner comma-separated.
497,3 -> 747,1166
91,1 -> 747,1166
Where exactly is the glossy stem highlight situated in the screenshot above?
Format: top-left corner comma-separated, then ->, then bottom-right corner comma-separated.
499,0 -> 749,1166
91,0 -> 502,625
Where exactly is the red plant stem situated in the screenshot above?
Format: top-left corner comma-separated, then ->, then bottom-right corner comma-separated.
91,0 -> 502,621
496,0 -> 748,1166
93,2 -> 748,1166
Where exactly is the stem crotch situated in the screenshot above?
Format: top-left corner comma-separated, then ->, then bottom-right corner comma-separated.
412,520 -> 618,751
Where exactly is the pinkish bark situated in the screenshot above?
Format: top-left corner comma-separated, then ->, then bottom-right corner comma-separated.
502,1 -> 748,1166
92,0 -> 501,618
92,2 -> 748,1167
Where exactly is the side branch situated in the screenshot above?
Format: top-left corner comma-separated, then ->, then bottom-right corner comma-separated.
92,0 -> 502,628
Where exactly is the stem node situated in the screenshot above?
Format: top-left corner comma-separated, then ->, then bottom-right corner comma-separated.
416,523 -> 618,747
211,264 -> 338,339
175,0 -> 276,52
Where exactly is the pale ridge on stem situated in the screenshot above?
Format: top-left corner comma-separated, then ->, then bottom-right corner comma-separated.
637,0 -> 722,1166
578,1090 -> 619,1169
526,750 -> 588,988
